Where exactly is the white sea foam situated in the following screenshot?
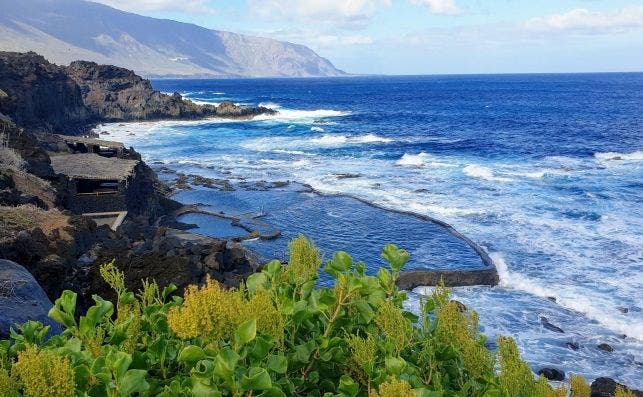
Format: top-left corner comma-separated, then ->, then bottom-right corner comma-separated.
396,152 -> 428,167
594,150 -> 643,161
258,101 -> 281,109
490,252 -> 643,340
311,126 -> 325,132
254,108 -> 351,122
463,164 -> 513,182
242,134 -> 392,151
187,99 -> 221,106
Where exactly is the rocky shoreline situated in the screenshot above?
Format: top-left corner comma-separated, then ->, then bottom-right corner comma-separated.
0,51 -> 641,396
0,51 -> 273,326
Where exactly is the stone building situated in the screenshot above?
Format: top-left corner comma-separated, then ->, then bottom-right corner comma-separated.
50,153 -> 139,218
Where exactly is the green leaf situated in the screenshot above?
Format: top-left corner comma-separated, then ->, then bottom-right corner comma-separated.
48,290 -> 78,328
377,267 -> 392,287
325,251 -> 353,277
107,350 -> 132,380
381,244 -> 410,275
337,375 -> 359,397
246,272 -> 268,294
261,387 -> 287,397
59,290 -> 77,317
80,295 -> 114,336
263,260 -> 282,279
234,318 -> 257,348
241,367 -> 272,391
178,345 -> 206,362
266,355 -> 288,374
192,381 -> 221,397
118,369 -> 149,397
250,336 -> 275,361
385,356 -> 407,375
191,360 -> 215,379
162,283 -> 178,301
213,347 -> 239,380
414,389 -> 444,397
354,300 -> 375,323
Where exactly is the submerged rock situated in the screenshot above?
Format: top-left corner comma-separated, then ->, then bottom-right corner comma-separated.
540,316 -> 564,333
597,343 -> 614,353
0,259 -> 61,338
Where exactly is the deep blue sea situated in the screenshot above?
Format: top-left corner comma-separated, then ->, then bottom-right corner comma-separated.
96,74 -> 642,387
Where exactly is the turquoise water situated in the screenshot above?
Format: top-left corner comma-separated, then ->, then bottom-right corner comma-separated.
96,74 -> 642,386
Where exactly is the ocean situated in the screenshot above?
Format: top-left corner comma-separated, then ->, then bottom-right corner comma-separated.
95,74 -> 642,387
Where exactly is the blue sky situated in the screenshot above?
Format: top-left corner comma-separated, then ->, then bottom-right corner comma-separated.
96,0 -> 643,74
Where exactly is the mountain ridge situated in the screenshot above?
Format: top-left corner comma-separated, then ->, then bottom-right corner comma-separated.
0,0 -> 346,78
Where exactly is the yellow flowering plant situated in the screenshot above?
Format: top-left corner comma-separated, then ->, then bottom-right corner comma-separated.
0,235 -> 606,396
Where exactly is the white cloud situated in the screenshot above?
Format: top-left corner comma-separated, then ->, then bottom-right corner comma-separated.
314,34 -> 374,47
409,0 -> 461,16
526,6 -> 643,34
249,0 -> 391,28
94,0 -> 215,15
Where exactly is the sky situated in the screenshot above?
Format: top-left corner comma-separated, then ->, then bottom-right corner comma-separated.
94,0 -> 643,75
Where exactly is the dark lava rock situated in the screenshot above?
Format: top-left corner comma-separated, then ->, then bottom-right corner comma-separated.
0,259 -> 61,338
66,61 -> 274,122
590,377 -> 643,397
597,343 -> 614,352
540,316 -> 564,333
537,367 -> 565,381
0,51 -> 94,134
396,268 -> 499,289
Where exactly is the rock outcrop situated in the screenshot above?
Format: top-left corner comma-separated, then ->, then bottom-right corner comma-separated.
590,377 -> 643,397
0,259 -> 62,338
0,52 -> 94,134
66,61 -> 275,121
89,227 -> 261,304
0,52 -> 275,134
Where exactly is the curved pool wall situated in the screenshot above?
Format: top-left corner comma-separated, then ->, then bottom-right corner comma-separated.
173,183 -> 496,286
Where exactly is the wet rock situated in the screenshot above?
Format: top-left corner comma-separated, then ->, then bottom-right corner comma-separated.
334,173 -> 362,179
590,377 -> 643,397
540,317 -> 564,333
0,259 -> 62,338
617,307 -> 629,314
396,268 -> 499,289
597,343 -> 614,353
538,367 -> 565,381
566,341 -> 580,351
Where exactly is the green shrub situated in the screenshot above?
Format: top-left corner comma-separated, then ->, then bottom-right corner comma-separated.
1,236 -> 586,396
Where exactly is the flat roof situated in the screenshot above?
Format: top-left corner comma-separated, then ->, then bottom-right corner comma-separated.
50,153 -> 138,180
58,135 -> 125,149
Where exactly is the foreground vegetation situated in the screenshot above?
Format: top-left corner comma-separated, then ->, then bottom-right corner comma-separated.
0,236 -> 632,396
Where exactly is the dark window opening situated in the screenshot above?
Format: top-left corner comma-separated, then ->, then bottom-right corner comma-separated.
76,179 -> 119,195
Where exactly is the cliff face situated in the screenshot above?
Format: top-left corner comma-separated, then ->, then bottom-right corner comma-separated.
0,52 -> 274,133
66,61 -> 273,121
0,52 -> 94,134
